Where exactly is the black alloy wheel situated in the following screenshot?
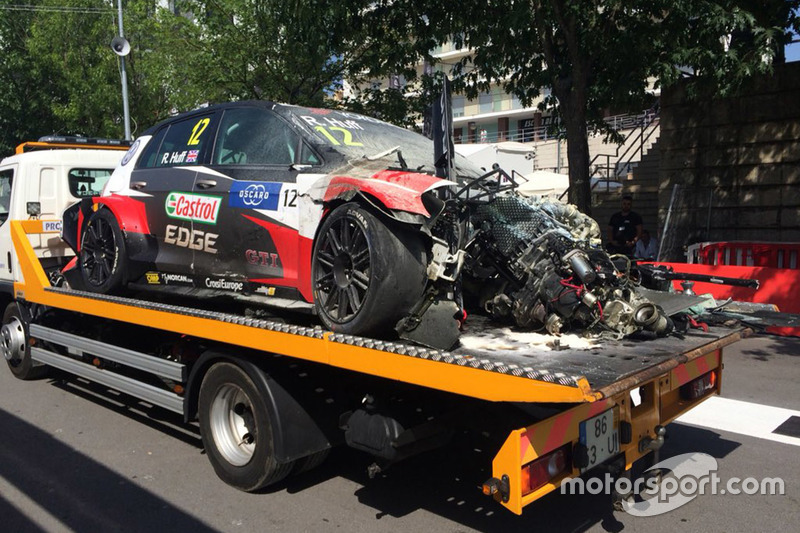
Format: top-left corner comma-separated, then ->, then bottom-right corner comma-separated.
314,212 -> 372,323
311,203 -> 428,336
79,208 -> 128,293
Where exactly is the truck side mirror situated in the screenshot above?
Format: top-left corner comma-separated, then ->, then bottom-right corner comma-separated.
27,202 -> 41,217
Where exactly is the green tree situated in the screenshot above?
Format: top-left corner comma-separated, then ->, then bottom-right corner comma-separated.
0,0 -> 63,155
174,0 -> 423,109
385,0 -> 798,214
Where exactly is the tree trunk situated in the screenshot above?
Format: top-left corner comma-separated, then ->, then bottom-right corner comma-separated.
564,117 -> 592,216
559,93 -> 592,216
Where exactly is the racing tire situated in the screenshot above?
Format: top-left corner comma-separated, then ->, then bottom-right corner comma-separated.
311,203 -> 428,336
79,208 -> 128,294
198,362 -> 294,491
1,303 -> 47,380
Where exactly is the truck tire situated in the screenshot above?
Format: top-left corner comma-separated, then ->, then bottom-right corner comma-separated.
79,208 -> 128,294
311,203 -> 427,336
198,362 -> 294,491
292,448 -> 330,475
1,303 -> 47,380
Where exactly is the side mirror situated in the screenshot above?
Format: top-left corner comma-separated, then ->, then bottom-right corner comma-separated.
27,202 -> 41,217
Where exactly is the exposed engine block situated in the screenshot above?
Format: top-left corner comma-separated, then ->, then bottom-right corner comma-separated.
464,195 -> 672,338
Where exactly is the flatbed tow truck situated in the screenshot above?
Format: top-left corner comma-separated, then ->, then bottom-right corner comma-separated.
2,218 -> 746,515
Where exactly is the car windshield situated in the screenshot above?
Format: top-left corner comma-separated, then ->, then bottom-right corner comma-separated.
285,107 -> 483,180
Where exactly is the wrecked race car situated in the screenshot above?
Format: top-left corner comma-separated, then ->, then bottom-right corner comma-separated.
59,100 -> 671,350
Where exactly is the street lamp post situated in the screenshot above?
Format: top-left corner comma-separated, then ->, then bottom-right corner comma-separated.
113,0 -> 132,140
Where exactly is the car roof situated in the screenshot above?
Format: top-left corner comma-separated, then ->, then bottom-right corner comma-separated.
141,101 -> 288,136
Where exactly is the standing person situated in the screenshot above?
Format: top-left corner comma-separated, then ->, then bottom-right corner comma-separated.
607,195 -> 643,256
634,229 -> 659,260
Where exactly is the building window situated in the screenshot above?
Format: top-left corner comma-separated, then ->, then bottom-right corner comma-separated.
452,96 -> 465,118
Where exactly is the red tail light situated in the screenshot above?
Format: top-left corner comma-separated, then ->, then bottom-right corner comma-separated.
680,370 -> 717,400
521,445 -> 571,495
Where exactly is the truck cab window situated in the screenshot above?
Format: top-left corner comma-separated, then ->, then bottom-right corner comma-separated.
68,169 -> 114,197
0,169 -> 13,224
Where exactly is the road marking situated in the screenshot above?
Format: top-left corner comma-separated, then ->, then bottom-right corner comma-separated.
675,396 -> 800,447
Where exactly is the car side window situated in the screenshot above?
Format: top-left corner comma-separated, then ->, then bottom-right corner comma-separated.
68,169 -> 114,197
213,108 -> 304,166
0,169 -> 12,224
137,127 -> 168,169
153,114 -> 215,168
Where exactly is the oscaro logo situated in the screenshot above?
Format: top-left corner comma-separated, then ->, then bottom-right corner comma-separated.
165,192 -> 221,224
239,184 -> 270,206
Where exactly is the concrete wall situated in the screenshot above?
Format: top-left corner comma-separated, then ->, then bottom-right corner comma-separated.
658,62 -> 800,260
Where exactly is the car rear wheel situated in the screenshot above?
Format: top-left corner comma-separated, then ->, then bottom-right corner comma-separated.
79,208 -> 128,294
312,203 -> 427,336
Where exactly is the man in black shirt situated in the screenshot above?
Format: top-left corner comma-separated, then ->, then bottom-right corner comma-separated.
607,195 -> 643,256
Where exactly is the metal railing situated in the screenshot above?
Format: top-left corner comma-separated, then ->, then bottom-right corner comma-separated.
589,113 -> 660,182
454,109 -> 659,146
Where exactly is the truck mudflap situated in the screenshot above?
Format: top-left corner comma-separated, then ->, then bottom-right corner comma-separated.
484,349 -> 723,515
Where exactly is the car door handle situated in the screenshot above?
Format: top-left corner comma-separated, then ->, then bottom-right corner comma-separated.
195,179 -> 217,189
131,181 -> 147,190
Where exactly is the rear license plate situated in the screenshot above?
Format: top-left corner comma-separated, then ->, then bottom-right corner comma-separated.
579,408 -> 619,473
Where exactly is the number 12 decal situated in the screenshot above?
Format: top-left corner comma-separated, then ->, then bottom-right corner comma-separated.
188,118 -> 210,146
282,189 -> 298,207
314,125 -> 363,146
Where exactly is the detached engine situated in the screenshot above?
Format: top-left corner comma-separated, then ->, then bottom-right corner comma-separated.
463,195 -> 672,338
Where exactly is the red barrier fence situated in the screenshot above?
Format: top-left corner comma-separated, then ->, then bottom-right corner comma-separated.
655,262 -> 800,336
686,241 -> 800,269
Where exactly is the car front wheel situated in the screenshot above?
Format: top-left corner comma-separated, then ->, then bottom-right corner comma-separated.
311,203 -> 427,337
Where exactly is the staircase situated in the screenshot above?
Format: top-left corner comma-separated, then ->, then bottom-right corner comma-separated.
592,141 -> 661,241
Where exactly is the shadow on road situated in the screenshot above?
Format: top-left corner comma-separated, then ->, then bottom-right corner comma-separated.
0,408 -> 218,533
48,369 -> 202,448
32,370 -> 744,532
739,334 -> 800,361
283,422 -> 742,532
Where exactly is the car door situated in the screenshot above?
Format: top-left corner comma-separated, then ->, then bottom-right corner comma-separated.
131,112 -> 218,277
197,106 -> 315,298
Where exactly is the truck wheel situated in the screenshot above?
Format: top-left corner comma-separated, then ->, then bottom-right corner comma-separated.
198,362 -> 294,491
79,208 -> 128,294
292,448 -> 330,475
312,203 -> 427,336
1,303 -> 47,380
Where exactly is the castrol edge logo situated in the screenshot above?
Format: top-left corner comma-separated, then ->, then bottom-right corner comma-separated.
165,192 -> 221,224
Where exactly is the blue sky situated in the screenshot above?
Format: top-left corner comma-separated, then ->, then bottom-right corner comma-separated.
787,42 -> 800,62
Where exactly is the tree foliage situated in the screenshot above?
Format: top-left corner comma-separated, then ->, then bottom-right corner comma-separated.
385,0 -> 799,213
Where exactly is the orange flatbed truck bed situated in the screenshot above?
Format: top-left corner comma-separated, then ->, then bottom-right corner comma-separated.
7,220 -> 746,514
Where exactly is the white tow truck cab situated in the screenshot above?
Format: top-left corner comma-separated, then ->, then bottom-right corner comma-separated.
0,137 -> 128,295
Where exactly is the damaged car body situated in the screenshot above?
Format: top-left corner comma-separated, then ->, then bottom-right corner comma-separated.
60,101 -> 673,350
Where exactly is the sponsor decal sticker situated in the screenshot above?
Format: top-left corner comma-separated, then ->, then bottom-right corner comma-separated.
246,249 -> 280,267
162,272 -> 193,285
145,272 -> 161,284
205,277 -> 244,292
121,139 -> 140,166
43,221 -> 62,232
165,224 -> 218,254
229,181 -> 282,210
256,286 -> 277,296
165,192 -> 221,224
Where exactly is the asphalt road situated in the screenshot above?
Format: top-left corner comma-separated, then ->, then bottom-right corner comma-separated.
1,334 -> 798,532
